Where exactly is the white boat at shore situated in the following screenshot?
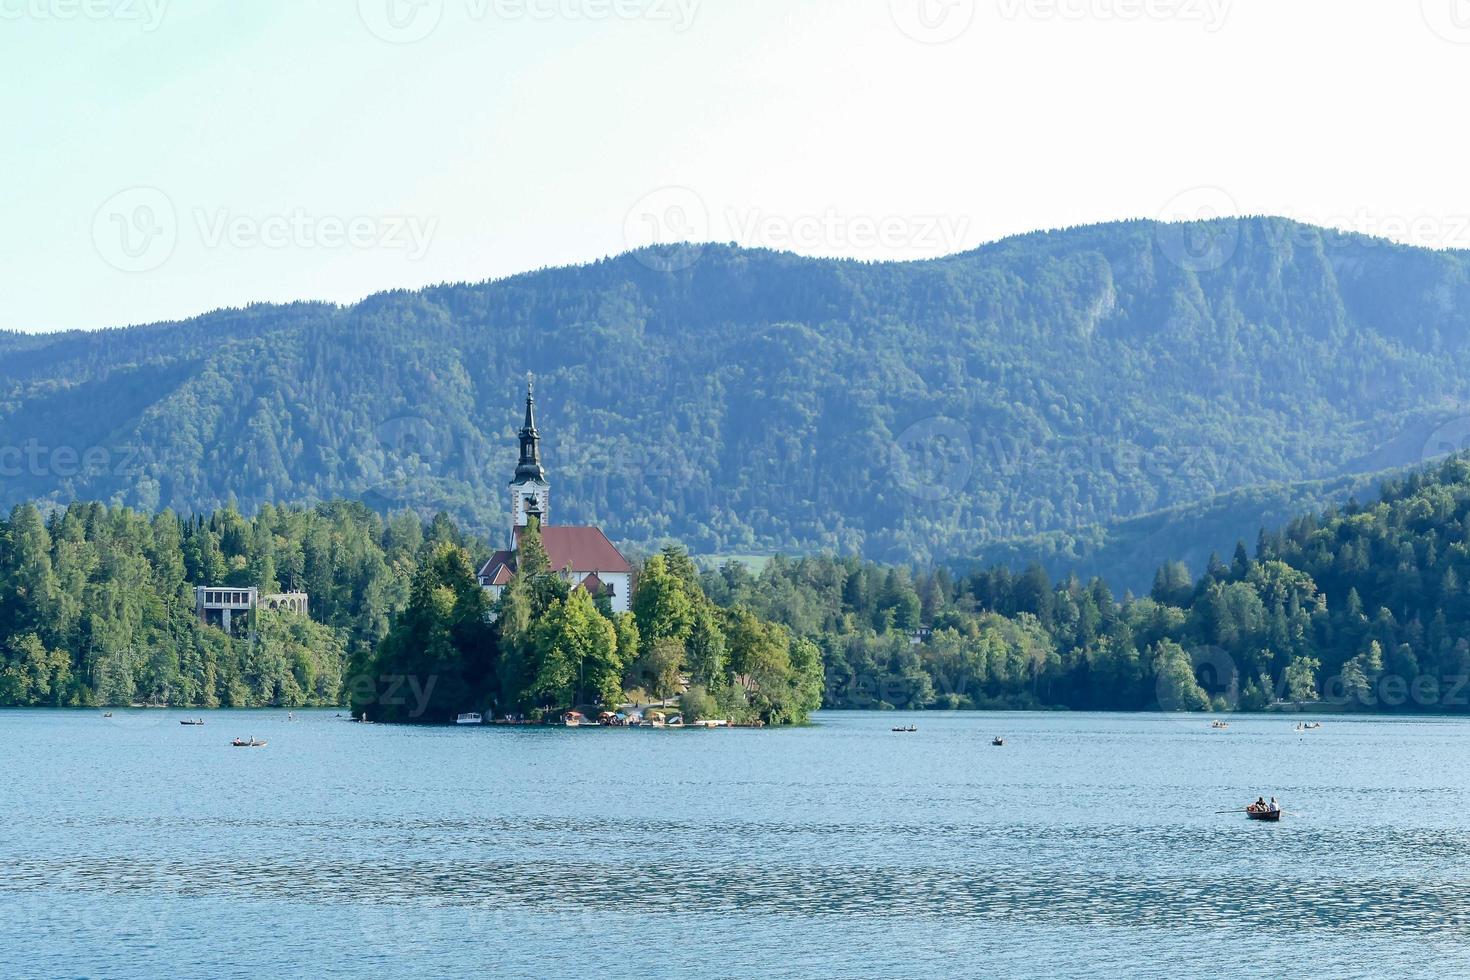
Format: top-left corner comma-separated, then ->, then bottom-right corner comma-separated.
456,713 -> 483,725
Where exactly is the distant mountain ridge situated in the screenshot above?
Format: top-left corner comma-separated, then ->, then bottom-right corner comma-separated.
4,217 -> 1470,573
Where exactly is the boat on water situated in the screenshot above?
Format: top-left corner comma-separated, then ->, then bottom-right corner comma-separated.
992,737 -> 1006,746
1246,805 -> 1282,822
892,725 -> 918,733
231,738 -> 267,748
563,711 -> 586,728
180,719 -> 205,726
456,713 -> 483,726
1211,721 -> 1229,729
102,712 -> 113,718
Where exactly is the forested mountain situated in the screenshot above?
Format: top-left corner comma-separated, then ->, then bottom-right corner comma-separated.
714,456 -> 1470,714
6,218 -> 1470,572
11,454 -> 1470,714
971,466 -> 1403,594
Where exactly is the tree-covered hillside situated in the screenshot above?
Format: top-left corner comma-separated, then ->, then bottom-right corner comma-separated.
12,454 -> 1470,715
710,456 -> 1470,714
970,466 -> 1403,594
6,218 -> 1470,568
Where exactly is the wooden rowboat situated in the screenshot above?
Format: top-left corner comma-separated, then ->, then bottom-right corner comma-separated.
231,738 -> 267,748
1246,807 -> 1281,822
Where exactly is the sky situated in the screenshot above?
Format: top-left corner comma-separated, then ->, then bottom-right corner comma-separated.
2,0 -> 1469,333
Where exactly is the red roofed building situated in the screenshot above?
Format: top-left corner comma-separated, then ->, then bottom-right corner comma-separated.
477,383 -> 635,613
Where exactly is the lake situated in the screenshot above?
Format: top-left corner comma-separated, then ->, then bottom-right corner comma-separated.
3,709 -> 1469,978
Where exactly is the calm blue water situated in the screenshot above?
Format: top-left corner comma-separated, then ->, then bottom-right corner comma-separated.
3,709 -> 1470,978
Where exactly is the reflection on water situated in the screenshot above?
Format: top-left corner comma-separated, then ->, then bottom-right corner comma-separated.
5,710 -> 1470,977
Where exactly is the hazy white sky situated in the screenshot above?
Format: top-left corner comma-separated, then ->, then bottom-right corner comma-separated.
3,0 -> 1468,333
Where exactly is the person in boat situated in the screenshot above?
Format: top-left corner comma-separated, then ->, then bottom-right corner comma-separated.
1250,797 -> 1266,812
1268,797 -> 1280,813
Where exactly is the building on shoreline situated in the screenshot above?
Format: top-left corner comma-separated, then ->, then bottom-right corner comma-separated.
478,383 -> 634,614
195,587 -> 309,633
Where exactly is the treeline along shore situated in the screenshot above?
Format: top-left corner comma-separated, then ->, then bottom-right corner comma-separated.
10,456 -> 1470,720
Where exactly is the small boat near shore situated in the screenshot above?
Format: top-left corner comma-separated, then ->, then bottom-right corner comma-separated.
456,713 -> 483,726
892,725 -> 917,733
231,738 -> 267,748
180,718 -> 205,726
992,737 -> 1006,747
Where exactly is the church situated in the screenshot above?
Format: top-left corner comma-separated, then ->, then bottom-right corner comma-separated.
477,384 -> 635,614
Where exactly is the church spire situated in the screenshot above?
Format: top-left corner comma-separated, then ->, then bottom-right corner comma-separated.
523,374 -> 538,432
515,376 -> 545,483
510,376 -> 550,541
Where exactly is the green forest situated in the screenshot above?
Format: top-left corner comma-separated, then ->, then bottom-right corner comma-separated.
11,454 -> 1470,717
0,500 -> 822,724
6,218 -> 1470,570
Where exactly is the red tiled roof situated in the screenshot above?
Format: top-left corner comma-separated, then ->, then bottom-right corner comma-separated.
478,550 -> 517,586
578,571 -> 606,595
516,525 -> 633,574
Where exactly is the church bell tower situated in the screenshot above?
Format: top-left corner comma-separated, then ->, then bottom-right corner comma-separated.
510,378 -> 550,542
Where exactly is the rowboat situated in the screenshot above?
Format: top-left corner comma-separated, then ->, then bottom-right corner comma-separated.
180,719 -> 205,726
992,737 -> 1006,746
1246,806 -> 1281,821
892,726 -> 917,733
231,738 -> 267,748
